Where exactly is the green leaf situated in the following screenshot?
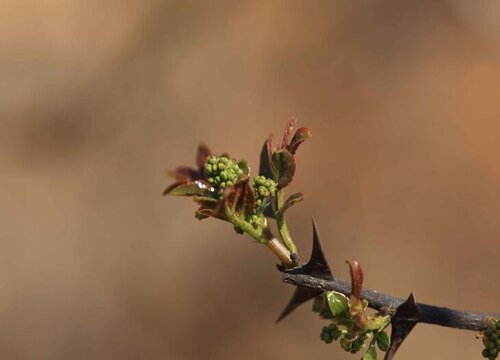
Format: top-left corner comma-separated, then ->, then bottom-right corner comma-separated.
272,149 -> 296,188
326,291 -> 350,317
163,181 -> 214,196
376,331 -> 390,352
365,315 -> 391,332
276,192 -> 305,216
362,346 -> 378,360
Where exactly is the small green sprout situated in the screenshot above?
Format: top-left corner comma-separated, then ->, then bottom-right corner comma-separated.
317,261 -> 391,359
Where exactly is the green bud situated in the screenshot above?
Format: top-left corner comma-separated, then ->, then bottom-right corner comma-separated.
207,156 -> 215,165
204,156 -> 244,190
252,176 -> 277,212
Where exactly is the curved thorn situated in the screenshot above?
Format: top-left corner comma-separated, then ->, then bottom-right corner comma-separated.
276,287 -> 323,323
384,293 -> 419,360
277,219 -> 334,322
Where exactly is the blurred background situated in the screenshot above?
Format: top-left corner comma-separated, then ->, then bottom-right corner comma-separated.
1,0 -> 499,359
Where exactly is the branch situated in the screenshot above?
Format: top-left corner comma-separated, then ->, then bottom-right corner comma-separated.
277,219 -> 500,359
282,272 -> 499,331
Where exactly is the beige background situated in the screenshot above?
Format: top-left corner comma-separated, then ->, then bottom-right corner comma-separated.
1,1 -> 499,359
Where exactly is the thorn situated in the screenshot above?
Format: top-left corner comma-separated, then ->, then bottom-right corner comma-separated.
276,286 -> 323,323
384,293 -> 420,360
284,218 -> 333,279
276,219 -> 334,322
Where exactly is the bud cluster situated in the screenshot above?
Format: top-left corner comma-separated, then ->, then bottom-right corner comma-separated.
253,175 -> 277,209
320,323 -> 343,344
482,319 -> 500,360
205,156 -> 243,189
320,324 -> 369,354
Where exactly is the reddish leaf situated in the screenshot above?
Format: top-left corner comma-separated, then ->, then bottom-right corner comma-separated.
192,196 -> 219,207
163,181 -> 214,196
259,135 -> 276,179
276,192 -> 306,216
195,207 -> 214,220
167,167 -> 200,182
288,127 -> 312,154
166,144 -> 211,186
347,260 -> 364,301
216,179 -> 255,218
272,149 -> 296,188
196,143 -> 212,169
281,118 -> 296,149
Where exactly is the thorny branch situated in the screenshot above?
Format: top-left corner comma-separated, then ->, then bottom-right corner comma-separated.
282,272 -> 499,332
276,220 -> 499,359
164,121 -> 499,359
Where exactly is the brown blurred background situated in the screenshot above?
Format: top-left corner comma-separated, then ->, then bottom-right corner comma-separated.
1,1 -> 499,359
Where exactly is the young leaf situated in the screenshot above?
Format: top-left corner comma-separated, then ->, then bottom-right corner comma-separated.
347,260 -> 364,301
167,166 -> 200,182
163,181 -> 214,196
288,127 -> 312,154
326,291 -> 350,317
272,149 -> 296,188
376,331 -> 390,352
281,118 -> 296,149
195,207 -> 214,220
196,143 -> 212,169
217,179 -> 255,218
363,346 -> 378,360
259,136 -> 276,179
276,192 -> 306,216
192,196 -> 219,212
365,314 -> 391,332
